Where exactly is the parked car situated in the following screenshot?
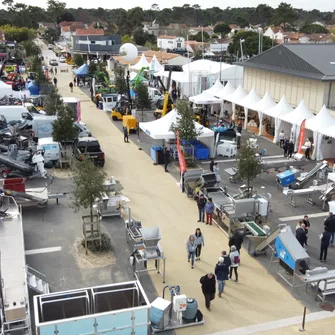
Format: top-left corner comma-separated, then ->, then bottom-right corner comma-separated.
59,56 -> 66,63
73,136 -> 105,167
48,44 -> 54,50
49,59 -> 58,66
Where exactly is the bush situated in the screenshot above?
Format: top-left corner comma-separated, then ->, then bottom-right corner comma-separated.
81,233 -> 112,253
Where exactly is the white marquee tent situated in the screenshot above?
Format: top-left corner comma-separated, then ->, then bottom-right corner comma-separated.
189,91 -> 221,104
223,84 -> 247,119
130,54 -> 150,71
139,109 -> 215,155
183,59 -> 222,74
204,78 -> 224,96
262,96 -> 293,143
216,81 -> 235,99
279,100 -> 315,150
149,54 -> 164,73
0,81 -> 13,98
305,105 -> 335,160
238,88 -> 261,129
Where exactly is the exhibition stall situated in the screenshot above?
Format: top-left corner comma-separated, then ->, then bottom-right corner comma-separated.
261,96 -> 293,143
189,91 -> 221,104
238,88 -> 261,130
149,54 -> 164,73
204,78 -> 224,96
223,84 -> 247,121
139,109 -> 215,158
215,81 -> 236,118
305,105 -> 335,160
279,100 -> 314,151
130,54 -> 150,71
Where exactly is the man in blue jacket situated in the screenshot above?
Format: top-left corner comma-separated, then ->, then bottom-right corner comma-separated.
215,257 -> 229,297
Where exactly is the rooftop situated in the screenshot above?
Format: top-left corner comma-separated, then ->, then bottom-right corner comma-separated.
75,29 -> 105,36
158,35 -> 177,39
239,44 -> 335,81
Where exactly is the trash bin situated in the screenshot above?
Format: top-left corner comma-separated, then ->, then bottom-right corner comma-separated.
151,146 -> 164,164
98,101 -> 103,110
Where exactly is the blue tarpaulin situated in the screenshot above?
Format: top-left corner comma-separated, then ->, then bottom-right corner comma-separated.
72,64 -> 88,77
28,83 -> 40,95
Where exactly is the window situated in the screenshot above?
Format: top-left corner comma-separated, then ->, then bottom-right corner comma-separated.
177,42 -> 181,48
113,97 -> 118,102
90,41 -> 96,44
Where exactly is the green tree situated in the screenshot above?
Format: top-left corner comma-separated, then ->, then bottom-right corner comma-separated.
214,23 -> 231,36
236,141 -> 262,192
30,56 -> 48,87
170,99 -> 202,141
88,62 -> 98,76
234,16 -> 249,27
253,4 -> 274,26
52,105 -> 77,143
299,24 -> 328,34
0,25 -> 35,42
273,2 -> 297,28
71,155 -> 107,221
44,86 -> 64,115
189,31 -> 210,42
20,40 -> 41,57
121,34 -> 133,44
133,27 -> 148,46
73,54 -> 85,67
134,82 -> 151,121
114,67 -> 128,94
228,31 -> 274,58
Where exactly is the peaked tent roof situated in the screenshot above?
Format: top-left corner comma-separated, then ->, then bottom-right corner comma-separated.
263,96 -> 293,118
216,81 -> 235,99
138,109 -> 214,140
204,78 -> 224,96
305,105 -> 335,132
224,84 -> 247,105
189,91 -> 221,104
72,63 -> 88,76
238,44 -> 335,81
183,59 -> 233,74
280,99 -> 315,125
238,88 -> 261,110
130,53 -> 150,71
250,91 -> 276,112
149,54 -> 164,72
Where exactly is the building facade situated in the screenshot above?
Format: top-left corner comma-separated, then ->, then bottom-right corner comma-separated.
157,36 -> 185,50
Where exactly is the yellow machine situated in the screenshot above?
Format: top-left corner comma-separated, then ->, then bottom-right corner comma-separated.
111,101 -> 129,121
122,115 -> 137,133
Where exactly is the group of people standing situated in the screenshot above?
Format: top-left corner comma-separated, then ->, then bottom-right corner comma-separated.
279,130 -> 312,159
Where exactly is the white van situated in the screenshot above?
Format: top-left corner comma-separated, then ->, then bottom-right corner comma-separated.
37,137 -> 61,163
148,87 -> 162,106
62,97 -> 78,120
0,106 -> 34,126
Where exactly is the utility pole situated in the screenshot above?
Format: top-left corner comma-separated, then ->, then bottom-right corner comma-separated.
202,26 -> 204,59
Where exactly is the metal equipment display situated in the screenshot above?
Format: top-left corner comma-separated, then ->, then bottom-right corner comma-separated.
150,285 -> 204,333
284,184 -> 328,207
320,172 -> 335,204
294,161 -> 328,189
259,154 -> 308,171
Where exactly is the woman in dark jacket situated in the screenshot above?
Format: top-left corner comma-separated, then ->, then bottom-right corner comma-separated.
200,273 -> 216,310
215,257 -> 229,297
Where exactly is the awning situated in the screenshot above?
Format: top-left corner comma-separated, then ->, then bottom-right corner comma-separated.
279,99 -> 314,125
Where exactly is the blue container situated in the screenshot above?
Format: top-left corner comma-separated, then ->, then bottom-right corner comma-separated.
98,101 -> 103,110
276,170 -> 295,187
151,146 -> 163,164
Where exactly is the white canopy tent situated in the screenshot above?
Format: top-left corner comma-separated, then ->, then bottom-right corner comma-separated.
0,81 -> 13,98
204,78 -> 224,96
183,59 -> 222,74
238,88 -> 261,129
280,100 -> 315,151
149,54 -> 164,73
189,91 -> 221,104
216,81 -> 235,99
223,84 -> 247,120
305,105 -> 335,160
139,109 -> 215,155
262,96 -> 293,143
130,54 -> 150,71
250,92 -> 276,135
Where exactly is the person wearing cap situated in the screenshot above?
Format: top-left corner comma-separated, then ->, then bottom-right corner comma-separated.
199,273 -> 216,310
215,257 -> 229,297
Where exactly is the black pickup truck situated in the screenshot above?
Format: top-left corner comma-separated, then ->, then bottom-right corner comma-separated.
73,137 -> 105,167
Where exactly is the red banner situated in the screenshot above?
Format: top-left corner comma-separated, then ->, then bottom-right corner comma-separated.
176,130 -> 187,175
77,100 -> 82,122
297,119 -> 306,154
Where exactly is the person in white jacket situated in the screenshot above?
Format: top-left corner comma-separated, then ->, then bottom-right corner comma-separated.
229,245 -> 240,282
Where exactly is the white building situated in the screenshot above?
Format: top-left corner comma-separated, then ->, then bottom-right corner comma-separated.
157,36 -> 185,51
263,26 -> 284,41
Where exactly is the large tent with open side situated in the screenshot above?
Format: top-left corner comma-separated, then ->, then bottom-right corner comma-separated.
305,105 -> 335,160
130,53 -> 150,71
204,78 -> 224,96
261,96 -> 293,143
72,63 -> 88,77
238,88 -> 261,129
223,84 -> 247,120
216,81 -> 235,100
189,91 -> 221,105
149,54 -> 164,73
279,100 -> 315,151
139,108 -> 215,155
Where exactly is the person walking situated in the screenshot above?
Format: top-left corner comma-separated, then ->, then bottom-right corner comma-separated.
50,67 -> 54,75
237,122 -> 243,134
296,223 -> 307,247
194,228 -> 204,261
229,246 -> 240,282
213,163 -> 221,186
229,231 -> 244,253
324,212 -> 335,247
123,126 -> 129,143
319,226 -> 332,262
283,139 -> 289,157
186,235 -> 197,269
199,273 -> 216,310
90,86 -> 94,101
197,194 -> 206,223
279,130 -> 285,148
204,198 -> 214,225
288,141 -> 294,158
220,250 -> 231,269
304,138 -> 312,159
303,215 -> 311,246
54,67 -> 57,75
69,81 -> 74,93
164,147 -> 170,172
53,77 -> 58,87
209,159 -> 214,173
215,257 -> 229,297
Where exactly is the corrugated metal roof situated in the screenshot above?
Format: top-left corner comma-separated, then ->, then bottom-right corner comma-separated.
239,44 -> 335,81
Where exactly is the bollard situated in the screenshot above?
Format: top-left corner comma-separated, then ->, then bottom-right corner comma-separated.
299,306 -> 307,332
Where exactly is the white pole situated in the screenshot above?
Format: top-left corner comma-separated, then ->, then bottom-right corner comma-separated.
240,40 -> 244,62
202,26 -> 204,59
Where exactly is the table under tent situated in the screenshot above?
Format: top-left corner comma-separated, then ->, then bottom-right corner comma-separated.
216,81 -> 236,119
305,105 -> 335,161
279,100 -> 314,151
238,88 -> 261,131
260,96 -> 293,143
138,109 -> 215,163
223,85 -> 247,124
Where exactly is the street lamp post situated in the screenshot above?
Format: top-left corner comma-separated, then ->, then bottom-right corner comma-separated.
240,39 -> 245,62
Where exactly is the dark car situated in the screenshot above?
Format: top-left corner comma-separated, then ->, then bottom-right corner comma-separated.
73,136 -> 105,167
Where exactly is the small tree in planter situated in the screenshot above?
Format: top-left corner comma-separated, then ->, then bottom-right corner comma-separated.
44,86 -> 63,116
236,141 -> 262,196
71,155 -> 108,254
170,99 -> 202,165
134,82 -> 151,121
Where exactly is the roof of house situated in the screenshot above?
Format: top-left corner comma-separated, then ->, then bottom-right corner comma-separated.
189,26 -> 213,31
239,44 -> 335,81
284,32 -> 305,40
62,26 -> 70,32
75,29 -> 105,36
166,23 -> 188,29
271,26 -> 283,33
158,35 -> 177,39
59,21 -> 83,27
229,25 -> 239,30
41,22 -> 55,29
69,23 -> 85,32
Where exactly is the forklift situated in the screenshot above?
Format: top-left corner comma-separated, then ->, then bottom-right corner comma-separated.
194,106 -> 210,127
153,65 -> 183,119
111,99 -> 130,121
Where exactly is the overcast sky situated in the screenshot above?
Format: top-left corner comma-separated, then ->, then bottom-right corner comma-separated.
2,0 -> 334,12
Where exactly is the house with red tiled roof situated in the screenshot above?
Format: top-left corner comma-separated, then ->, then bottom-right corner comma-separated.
75,29 -> 104,36
60,22 -> 85,39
